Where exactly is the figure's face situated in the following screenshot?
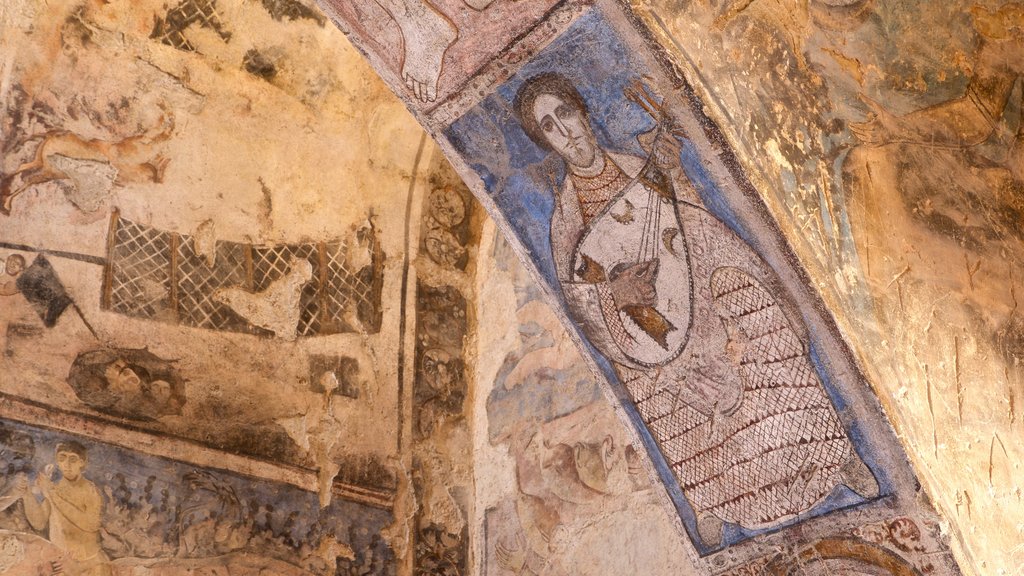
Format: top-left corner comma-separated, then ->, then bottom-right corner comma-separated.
532,93 -> 599,169
5,257 -> 24,276
56,451 -> 85,481
573,435 -> 631,496
104,359 -> 143,395
148,379 -> 172,404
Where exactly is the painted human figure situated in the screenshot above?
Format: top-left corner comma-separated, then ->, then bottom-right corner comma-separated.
0,254 -> 27,357
66,348 -> 185,421
513,73 -> 878,546
20,442 -> 111,576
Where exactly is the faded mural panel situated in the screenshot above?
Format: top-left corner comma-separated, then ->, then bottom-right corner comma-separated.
409,150 -> 480,576
474,226 -> 697,575
631,0 -> 1024,572
316,0 -> 584,116
0,0 -> 422,507
0,1 -> 449,574
0,420 -> 394,575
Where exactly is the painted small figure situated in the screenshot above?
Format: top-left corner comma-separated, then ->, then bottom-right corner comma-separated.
0,254 -> 27,357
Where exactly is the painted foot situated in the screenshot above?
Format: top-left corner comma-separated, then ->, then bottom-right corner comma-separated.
696,513 -> 724,548
839,454 -> 880,499
398,1 -> 457,102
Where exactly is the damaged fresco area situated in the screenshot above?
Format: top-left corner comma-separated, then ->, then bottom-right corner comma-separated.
316,0 -> 558,105
409,150 -> 480,576
102,212 -> 385,339
0,420 -> 395,575
631,0 -> 1024,572
475,229 -> 696,575
0,0 -> 426,546
439,4 -> 960,574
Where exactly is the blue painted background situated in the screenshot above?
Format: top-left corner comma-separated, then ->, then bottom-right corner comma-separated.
447,8 -> 893,555
0,419 -> 394,574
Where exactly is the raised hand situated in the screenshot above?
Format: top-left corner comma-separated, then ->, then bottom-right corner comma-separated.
637,127 -> 683,172
36,465 -> 55,495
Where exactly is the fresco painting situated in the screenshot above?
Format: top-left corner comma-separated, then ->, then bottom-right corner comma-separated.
632,0 -> 1024,571
0,0 -> 424,516
2,0 -> 1015,573
0,2 -> 430,574
408,151 -> 480,576
314,0 -> 604,127
436,3 -> 962,573
453,7 -> 864,551
0,420 -> 395,575
477,231 -> 696,575
316,0 -> 566,109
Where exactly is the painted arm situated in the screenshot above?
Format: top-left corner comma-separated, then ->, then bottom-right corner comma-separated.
637,127 -> 703,205
21,480 -> 50,532
851,41 -> 1019,147
0,474 -> 28,513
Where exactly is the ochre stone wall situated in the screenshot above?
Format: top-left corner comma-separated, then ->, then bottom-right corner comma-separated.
2,1 -> 1019,575
632,1 -> 1023,572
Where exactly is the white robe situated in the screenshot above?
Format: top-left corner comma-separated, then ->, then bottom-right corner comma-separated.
549,151 -> 859,530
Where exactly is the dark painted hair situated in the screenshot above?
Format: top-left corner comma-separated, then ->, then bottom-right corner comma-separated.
513,73 -> 590,150
55,441 -> 88,460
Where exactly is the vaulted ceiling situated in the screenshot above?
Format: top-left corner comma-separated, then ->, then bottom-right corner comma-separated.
0,1 -> 1020,575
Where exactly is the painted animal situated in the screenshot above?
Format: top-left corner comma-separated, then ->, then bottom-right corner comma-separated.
0,109 -> 174,215
213,258 -> 314,341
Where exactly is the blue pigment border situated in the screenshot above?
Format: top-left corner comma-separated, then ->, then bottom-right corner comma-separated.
446,7 -> 890,556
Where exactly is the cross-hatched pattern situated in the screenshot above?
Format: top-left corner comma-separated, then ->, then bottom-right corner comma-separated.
105,218 -> 384,338
252,244 -> 321,337
107,219 -> 173,319
613,262 -> 859,530
740,355 -> 816,391
620,364 -> 656,402
710,267 -> 774,316
151,0 -> 229,52
323,238 -> 383,334
176,238 -> 255,332
712,267 -> 806,363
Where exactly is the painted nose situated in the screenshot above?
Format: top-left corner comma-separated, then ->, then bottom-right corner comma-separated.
552,117 -> 572,138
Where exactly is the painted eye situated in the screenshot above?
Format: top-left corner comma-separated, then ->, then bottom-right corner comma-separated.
541,119 -> 555,132
556,105 -> 575,120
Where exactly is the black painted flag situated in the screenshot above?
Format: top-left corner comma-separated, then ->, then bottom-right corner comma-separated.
16,255 -> 74,327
